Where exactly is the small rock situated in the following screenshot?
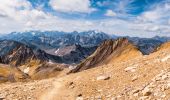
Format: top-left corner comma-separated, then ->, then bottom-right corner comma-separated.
106,95 -> 111,98
68,82 -> 74,89
117,95 -> 121,98
77,94 -> 82,97
124,67 -> 136,72
69,82 -> 74,86
76,94 -> 83,100
95,95 -> 102,99
111,97 -> 117,100
139,96 -> 148,100
0,97 -> 4,100
161,94 -> 166,98
76,97 -> 83,100
167,83 -> 170,89
29,86 -> 35,90
133,93 -> 138,97
69,85 -> 75,89
161,84 -> 169,91
96,75 -> 110,80
27,97 -> 31,99
161,75 -> 168,80
132,89 -> 140,94
131,76 -> 138,82
142,88 -> 152,96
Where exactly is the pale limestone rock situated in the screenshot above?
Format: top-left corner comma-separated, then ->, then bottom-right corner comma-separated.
124,67 -> 136,72
131,76 -> 138,82
96,75 -> 110,80
76,97 -> 83,100
142,87 -> 152,96
161,74 -> 168,80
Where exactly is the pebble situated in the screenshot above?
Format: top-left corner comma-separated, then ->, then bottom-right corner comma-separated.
95,95 -> 102,99
124,67 -> 136,72
131,76 -> 138,82
96,75 -> 110,80
139,96 -> 148,100
76,97 -> 83,100
142,88 -> 152,96
161,75 -> 168,80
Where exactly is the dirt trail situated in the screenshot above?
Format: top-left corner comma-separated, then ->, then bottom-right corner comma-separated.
39,79 -> 63,100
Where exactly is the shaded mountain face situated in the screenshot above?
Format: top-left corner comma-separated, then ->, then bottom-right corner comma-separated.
128,37 -> 163,55
0,40 -> 69,80
0,30 -> 111,50
0,40 -> 63,66
0,40 -> 96,66
70,38 -> 142,73
0,31 -> 108,64
1,31 -> 168,55
46,44 -> 97,64
0,40 -> 36,66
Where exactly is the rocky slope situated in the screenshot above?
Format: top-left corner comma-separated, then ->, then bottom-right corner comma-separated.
0,64 -> 29,83
39,40 -> 170,100
70,38 -> 142,73
0,40 -> 69,80
0,40 -> 62,66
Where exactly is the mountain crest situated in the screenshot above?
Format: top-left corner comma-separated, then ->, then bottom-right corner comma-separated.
69,38 -> 142,73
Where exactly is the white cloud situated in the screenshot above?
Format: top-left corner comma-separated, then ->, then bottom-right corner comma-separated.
49,0 -> 96,13
129,1 -> 170,36
0,0 -> 170,38
105,10 -> 117,17
138,11 -> 160,22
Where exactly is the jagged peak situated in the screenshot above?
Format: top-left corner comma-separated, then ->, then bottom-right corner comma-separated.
69,38 -> 141,73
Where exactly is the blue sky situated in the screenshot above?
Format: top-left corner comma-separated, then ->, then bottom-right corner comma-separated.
27,0 -> 161,19
0,0 -> 170,37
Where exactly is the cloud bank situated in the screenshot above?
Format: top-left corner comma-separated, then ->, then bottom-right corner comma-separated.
0,0 -> 169,37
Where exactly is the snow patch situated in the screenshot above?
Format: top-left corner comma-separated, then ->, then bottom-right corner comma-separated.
55,49 -> 59,54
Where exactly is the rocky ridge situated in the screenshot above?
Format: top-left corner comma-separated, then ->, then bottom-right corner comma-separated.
70,38 -> 142,73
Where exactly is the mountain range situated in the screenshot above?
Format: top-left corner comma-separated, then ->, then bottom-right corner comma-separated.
0,31 -> 170,99
0,30 -> 168,56
0,31 -> 169,79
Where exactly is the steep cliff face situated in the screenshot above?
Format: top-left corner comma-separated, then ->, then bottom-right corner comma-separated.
70,38 -> 142,73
